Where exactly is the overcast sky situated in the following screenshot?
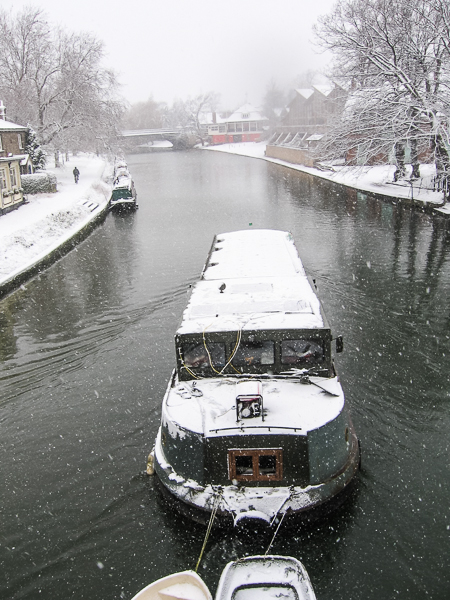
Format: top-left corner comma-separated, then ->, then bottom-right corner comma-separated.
3,0 -> 337,110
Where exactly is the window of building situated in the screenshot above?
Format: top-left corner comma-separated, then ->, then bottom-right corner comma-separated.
0,135 -> 3,151
228,123 -> 236,133
243,122 -> 249,132
228,449 -> 283,482
235,123 -> 243,132
250,122 -> 257,132
0,168 -> 7,190
219,125 -> 226,133
9,166 -> 17,187
18,133 -> 24,149
242,113 -> 249,119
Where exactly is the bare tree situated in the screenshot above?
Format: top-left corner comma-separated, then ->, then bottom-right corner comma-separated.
165,92 -> 220,147
0,7 -> 124,155
121,96 -> 167,130
314,0 -> 450,194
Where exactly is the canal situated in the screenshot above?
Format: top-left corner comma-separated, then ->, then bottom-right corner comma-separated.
1,150 -> 449,600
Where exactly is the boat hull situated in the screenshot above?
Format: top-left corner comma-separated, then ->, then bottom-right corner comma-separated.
109,198 -> 138,211
153,424 -> 360,527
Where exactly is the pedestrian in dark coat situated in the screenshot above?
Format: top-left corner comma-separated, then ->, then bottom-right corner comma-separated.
73,167 -> 80,183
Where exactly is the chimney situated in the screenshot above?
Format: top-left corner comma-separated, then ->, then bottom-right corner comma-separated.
0,101 -> 5,120
212,111 -> 217,124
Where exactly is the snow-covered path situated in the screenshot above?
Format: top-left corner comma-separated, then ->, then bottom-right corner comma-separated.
0,154 -> 111,291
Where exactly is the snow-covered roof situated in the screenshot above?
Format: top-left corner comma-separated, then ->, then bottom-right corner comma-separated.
226,104 -> 268,123
0,118 -> 27,132
198,111 -> 227,125
177,230 -> 325,335
0,155 -> 23,164
312,85 -> 334,97
294,89 -> 315,100
306,134 -> 324,141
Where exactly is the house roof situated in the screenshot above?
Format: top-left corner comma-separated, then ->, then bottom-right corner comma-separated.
0,118 -> 27,132
226,103 -> 268,123
0,155 -> 23,164
294,89 -> 315,100
312,85 -> 334,97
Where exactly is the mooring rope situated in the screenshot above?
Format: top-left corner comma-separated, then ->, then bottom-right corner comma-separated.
264,511 -> 286,556
195,492 -> 221,572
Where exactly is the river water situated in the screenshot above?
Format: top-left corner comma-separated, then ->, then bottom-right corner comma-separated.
1,150 -> 449,600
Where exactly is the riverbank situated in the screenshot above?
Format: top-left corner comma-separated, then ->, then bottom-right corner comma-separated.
0,154 -> 112,298
202,142 -> 450,216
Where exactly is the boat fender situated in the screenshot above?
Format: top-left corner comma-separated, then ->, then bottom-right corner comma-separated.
234,510 -> 271,527
146,450 -> 155,475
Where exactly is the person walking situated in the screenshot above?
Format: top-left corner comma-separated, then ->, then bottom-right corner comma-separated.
73,167 -> 80,183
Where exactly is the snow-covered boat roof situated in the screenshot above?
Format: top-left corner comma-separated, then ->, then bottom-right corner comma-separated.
113,174 -> 132,189
164,376 -> 344,437
177,230 -> 325,335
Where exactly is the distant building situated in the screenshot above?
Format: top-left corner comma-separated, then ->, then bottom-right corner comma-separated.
206,103 -> 269,145
0,101 -> 30,215
265,84 -> 346,167
0,102 -> 34,175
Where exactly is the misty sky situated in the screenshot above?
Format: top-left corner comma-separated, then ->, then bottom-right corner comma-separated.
3,0 -> 337,110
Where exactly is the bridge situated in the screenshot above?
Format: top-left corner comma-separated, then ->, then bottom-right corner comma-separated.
121,128 -> 182,139
120,127 -> 199,150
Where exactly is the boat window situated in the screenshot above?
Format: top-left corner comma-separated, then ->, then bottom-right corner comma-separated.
182,343 -> 225,369
235,455 -> 253,476
233,585 -> 298,600
228,449 -> 283,482
259,454 -> 277,476
281,339 -> 324,365
233,341 -> 274,366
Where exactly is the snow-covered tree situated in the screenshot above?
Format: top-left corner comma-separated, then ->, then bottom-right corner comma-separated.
314,0 -> 450,193
0,7 -> 125,155
25,127 -> 46,170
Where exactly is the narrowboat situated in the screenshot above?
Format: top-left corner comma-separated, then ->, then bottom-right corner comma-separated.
109,162 -> 138,211
150,229 -> 359,526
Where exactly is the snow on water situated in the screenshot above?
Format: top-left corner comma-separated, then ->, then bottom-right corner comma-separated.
202,142 -> 449,211
0,154 -> 111,286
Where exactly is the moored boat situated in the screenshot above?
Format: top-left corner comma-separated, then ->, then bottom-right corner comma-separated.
130,570 -> 212,600
216,555 -> 317,600
109,160 -> 138,211
150,229 -> 359,526
130,555 -> 316,600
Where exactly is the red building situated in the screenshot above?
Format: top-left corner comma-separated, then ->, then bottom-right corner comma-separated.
207,104 -> 268,145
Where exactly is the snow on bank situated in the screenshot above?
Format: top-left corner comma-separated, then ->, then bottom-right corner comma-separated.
202,142 -> 450,214
0,154 -> 111,289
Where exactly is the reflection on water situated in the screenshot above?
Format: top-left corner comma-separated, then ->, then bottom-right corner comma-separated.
1,151 -> 449,600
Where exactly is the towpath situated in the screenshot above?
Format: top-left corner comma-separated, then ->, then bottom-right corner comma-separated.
0,154 -> 111,296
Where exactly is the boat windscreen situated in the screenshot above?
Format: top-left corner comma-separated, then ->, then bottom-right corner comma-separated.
182,342 -> 226,368
232,584 -> 298,600
280,339 -> 324,366
232,341 -> 274,366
